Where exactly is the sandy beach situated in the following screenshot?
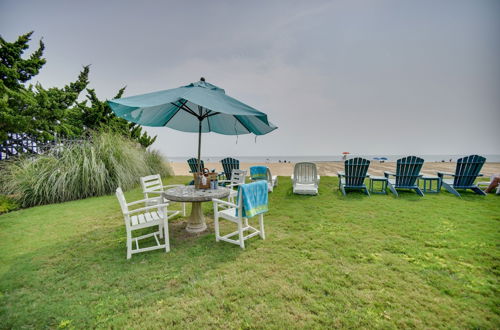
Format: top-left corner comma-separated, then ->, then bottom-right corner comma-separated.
170,161 -> 500,177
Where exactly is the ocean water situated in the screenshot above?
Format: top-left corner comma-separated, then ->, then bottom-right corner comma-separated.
169,154 -> 500,163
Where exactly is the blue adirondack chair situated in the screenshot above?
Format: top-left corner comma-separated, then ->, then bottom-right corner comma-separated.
384,156 -> 424,197
187,158 -> 204,173
337,157 -> 371,196
220,157 -> 240,180
437,155 -> 486,197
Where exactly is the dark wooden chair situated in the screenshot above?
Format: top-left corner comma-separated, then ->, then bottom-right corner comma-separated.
187,158 -> 204,173
220,157 -> 240,180
438,155 -> 486,197
337,157 -> 371,196
384,156 -> 424,197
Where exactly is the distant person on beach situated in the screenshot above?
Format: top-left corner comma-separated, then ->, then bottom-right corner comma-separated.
484,175 -> 500,194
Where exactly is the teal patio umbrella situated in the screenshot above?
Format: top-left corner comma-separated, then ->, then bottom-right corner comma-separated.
108,78 -> 277,173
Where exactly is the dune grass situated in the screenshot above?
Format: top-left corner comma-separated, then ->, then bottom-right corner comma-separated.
0,132 -> 173,208
0,176 -> 498,329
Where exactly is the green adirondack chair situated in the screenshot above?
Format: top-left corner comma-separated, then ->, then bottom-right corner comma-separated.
187,158 -> 204,173
220,157 -> 240,180
437,155 -> 486,197
337,157 -> 371,196
384,156 -> 424,197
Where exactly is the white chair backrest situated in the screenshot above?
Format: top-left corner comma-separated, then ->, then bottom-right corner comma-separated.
230,169 -> 247,185
235,186 -> 244,212
294,162 -> 317,184
140,174 -> 163,199
115,187 -> 129,215
266,168 -> 273,182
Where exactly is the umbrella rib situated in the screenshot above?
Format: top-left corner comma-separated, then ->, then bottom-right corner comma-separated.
170,101 -> 200,119
164,99 -> 188,126
181,105 -> 199,118
204,112 -> 220,118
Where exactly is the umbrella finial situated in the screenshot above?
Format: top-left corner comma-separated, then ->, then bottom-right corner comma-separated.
200,77 -> 205,82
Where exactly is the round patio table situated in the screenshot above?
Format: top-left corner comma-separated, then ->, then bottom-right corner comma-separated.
163,186 -> 230,233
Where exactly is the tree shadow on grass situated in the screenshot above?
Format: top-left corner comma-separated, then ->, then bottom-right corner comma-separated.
283,186 -> 322,199
388,190 -> 425,202
335,190 -> 371,201
0,219 -> 245,328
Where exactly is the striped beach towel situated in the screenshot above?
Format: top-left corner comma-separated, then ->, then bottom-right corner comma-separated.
250,166 -> 268,181
237,181 -> 268,218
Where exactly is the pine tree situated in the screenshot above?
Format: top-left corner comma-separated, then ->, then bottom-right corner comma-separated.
0,31 -> 46,90
0,32 -> 46,142
0,32 -> 157,147
75,87 -> 157,148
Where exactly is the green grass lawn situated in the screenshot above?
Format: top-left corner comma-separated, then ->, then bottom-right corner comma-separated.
0,176 -> 499,329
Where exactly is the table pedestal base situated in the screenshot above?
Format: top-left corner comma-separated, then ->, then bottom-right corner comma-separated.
186,202 -> 207,233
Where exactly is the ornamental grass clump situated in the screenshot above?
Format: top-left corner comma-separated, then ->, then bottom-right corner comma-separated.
0,132 -> 172,207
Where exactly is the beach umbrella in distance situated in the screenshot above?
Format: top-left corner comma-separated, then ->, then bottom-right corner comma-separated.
107,78 -> 277,175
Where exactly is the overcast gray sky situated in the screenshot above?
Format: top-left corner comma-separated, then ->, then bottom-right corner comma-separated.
1,0 -> 499,157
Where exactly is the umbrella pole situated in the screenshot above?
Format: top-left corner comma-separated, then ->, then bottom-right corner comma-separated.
197,119 -> 202,173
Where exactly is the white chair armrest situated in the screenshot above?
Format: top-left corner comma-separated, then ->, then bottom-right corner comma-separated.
212,198 -> 237,209
127,203 -> 169,215
476,181 -> 490,186
127,197 -> 161,206
143,190 -> 162,195
228,182 -> 244,189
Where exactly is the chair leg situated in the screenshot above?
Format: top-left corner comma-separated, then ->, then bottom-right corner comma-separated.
442,182 -> 461,197
340,184 -> 346,196
364,187 -> 370,196
159,222 -> 164,238
126,231 -> 132,259
259,214 -> 265,240
163,220 -> 170,253
182,202 -> 186,216
387,183 -> 398,197
471,187 -> 486,196
214,209 -> 220,242
415,187 -> 424,197
238,219 -> 245,249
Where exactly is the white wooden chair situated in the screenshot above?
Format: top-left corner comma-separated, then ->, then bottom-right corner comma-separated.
115,187 -> 171,259
291,162 -> 320,195
212,188 -> 265,249
477,176 -> 500,195
218,169 -> 247,204
140,174 -> 186,216
250,167 -> 278,192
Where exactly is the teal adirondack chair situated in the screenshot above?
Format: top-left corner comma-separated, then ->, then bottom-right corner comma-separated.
220,157 -> 240,180
437,155 -> 486,197
337,157 -> 371,196
187,158 -> 204,173
384,156 -> 424,197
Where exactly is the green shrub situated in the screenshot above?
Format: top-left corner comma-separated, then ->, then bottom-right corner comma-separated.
0,195 -> 19,214
0,132 -> 173,207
